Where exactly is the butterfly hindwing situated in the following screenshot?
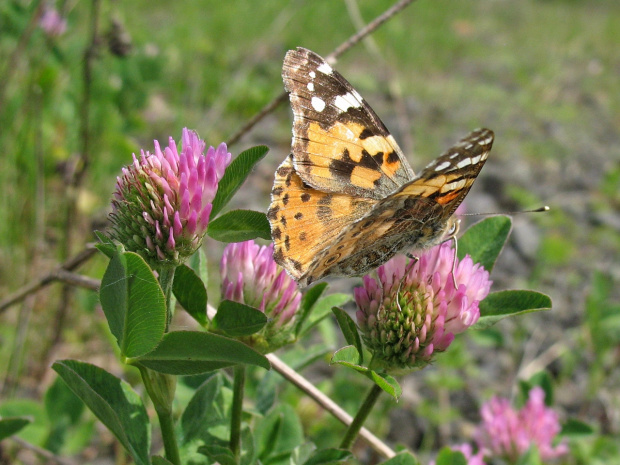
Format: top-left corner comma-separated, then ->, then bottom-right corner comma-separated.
268,155 -> 377,281
303,129 -> 494,285
392,128 -> 493,216
282,47 -> 415,200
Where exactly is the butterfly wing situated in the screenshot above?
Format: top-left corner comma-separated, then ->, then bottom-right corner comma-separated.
268,155 -> 377,281
282,47 -> 415,200
299,129 -> 494,285
391,128 -> 493,216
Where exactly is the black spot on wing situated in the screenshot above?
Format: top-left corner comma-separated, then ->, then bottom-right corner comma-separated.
329,148 -> 355,179
277,164 -> 294,177
387,151 -> 399,164
359,128 -> 374,139
324,254 -> 340,265
317,206 -> 332,222
318,194 -> 332,205
328,148 -> 384,181
291,259 -> 303,272
267,205 -> 279,220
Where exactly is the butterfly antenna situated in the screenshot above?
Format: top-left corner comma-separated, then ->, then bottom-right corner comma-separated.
460,206 -> 550,217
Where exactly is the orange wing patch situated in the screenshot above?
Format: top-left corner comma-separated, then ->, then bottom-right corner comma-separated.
268,155 -> 376,280
294,120 -> 405,197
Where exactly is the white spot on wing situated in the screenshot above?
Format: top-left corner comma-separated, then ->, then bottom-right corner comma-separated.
311,96 -> 326,112
434,161 -> 451,171
309,71 -> 316,78
456,158 -> 472,169
441,179 -> 467,193
317,62 -> 332,75
470,154 -> 482,165
307,82 -> 314,92
333,92 -> 362,112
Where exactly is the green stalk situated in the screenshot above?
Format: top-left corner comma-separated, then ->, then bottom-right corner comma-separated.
156,405 -> 181,465
230,365 -> 246,459
139,265 -> 180,463
140,367 -> 180,465
157,265 -> 176,329
339,383 -> 383,450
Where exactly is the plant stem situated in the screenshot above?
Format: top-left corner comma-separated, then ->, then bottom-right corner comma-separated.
230,365 -> 246,459
143,266 -> 179,463
340,383 -> 383,450
157,266 -> 176,329
140,367 -> 180,465
156,406 -> 181,465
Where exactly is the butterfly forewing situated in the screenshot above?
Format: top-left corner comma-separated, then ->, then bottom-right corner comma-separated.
282,48 -> 415,200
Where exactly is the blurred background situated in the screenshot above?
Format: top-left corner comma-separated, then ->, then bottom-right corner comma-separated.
0,0 -> 618,462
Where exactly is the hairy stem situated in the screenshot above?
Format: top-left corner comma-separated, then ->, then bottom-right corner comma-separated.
340,383 -> 383,450
140,366 -> 180,465
230,365 -> 246,459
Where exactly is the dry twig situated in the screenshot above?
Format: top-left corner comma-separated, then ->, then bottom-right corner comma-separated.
0,247 -> 98,313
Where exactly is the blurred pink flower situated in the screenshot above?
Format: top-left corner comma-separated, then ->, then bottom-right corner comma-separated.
39,7 -> 67,37
354,242 -> 491,371
475,387 -> 568,462
430,444 -> 487,465
109,128 -> 231,267
221,240 -> 302,353
452,444 -> 486,465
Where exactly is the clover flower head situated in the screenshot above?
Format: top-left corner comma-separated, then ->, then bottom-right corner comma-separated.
109,128 -> 231,267
475,387 -> 568,462
220,240 -> 302,353
354,242 -> 491,372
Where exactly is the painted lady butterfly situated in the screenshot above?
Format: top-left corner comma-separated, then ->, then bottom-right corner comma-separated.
268,48 -> 493,287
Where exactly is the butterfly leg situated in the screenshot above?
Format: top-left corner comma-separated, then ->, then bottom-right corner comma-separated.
395,254 -> 420,310
450,236 -> 458,289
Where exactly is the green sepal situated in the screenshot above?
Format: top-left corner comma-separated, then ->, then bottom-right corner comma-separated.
330,346 -> 401,400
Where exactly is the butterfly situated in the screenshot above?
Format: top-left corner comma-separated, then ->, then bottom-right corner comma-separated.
268,47 -> 493,287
